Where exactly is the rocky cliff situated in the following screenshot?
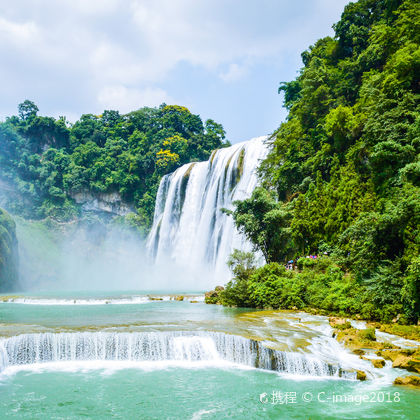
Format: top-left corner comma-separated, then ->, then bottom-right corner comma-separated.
70,191 -> 134,216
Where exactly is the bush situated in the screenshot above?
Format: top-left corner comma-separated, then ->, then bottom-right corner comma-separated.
218,250 -> 256,307
358,328 -> 376,341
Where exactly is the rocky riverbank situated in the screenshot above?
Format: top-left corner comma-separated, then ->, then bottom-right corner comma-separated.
329,317 -> 420,388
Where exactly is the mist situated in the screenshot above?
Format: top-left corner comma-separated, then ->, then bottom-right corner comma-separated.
14,216 -> 216,293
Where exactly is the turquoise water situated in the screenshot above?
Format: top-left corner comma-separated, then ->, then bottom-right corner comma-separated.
1,366 -> 418,419
1,292 -> 419,419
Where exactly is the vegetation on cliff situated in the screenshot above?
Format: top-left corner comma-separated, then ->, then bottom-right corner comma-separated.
216,0 -> 420,324
0,208 -> 18,290
0,103 -> 228,232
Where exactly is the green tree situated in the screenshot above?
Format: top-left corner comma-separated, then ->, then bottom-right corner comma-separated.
18,100 -> 38,120
231,187 -> 294,263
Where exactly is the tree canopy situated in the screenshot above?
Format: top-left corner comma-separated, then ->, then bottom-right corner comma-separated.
0,103 -> 229,231
229,0 -> 419,323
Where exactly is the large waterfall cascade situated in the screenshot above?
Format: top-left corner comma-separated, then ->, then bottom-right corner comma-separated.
0,331 -> 355,379
146,136 -> 269,282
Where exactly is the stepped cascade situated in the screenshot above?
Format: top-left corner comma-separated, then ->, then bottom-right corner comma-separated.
0,331 -> 355,379
146,136 -> 268,281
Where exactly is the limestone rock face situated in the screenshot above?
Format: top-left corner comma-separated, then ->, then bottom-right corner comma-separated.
70,191 -> 133,216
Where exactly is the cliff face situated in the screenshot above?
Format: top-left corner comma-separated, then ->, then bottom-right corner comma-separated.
70,191 -> 134,216
0,208 -> 19,291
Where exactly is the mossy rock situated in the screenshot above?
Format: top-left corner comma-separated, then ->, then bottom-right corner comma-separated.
372,359 -> 386,368
392,353 -> 420,373
0,295 -> 21,302
393,375 -> 420,388
205,286 -> 224,304
358,328 -> 376,341
360,356 -> 385,368
377,349 -> 404,362
329,317 -> 351,330
378,324 -> 420,341
356,370 -> 367,381
336,328 -> 377,351
377,349 -> 420,373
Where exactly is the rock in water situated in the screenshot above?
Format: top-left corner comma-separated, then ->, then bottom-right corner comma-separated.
394,376 -> 420,388
356,370 -> 367,381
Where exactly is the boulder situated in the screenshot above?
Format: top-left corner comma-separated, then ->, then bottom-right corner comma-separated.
356,370 -> 367,381
360,356 -> 385,368
329,317 -> 351,329
377,349 -> 420,373
372,359 -> 386,368
392,354 -> 420,374
377,349 -> 401,362
393,376 -> 420,388
205,288 -> 223,304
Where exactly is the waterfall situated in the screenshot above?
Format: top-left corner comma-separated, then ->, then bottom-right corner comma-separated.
0,342 -> 8,372
0,331 -> 355,379
146,136 -> 268,283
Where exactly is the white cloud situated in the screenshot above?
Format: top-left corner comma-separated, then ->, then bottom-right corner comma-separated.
62,0 -> 119,15
97,85 -> 173,112
0,0 -> 350,133
0,17 -> 40,46
220,63 -> 248,82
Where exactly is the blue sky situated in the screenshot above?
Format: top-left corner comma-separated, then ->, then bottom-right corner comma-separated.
0,0 -> 350,143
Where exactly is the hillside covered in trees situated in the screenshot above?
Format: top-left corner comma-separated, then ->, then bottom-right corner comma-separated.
0,208 -> 18,290
213,0 -> 419,324
0,103 -> 228,233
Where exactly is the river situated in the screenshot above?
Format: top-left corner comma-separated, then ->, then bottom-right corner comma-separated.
0,291 -> 418,419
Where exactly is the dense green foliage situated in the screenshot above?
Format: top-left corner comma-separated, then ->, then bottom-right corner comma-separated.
0,208 -> 18,290
216,253 -> 404,322
227,0 -> 419,323
0,102 -> 228,232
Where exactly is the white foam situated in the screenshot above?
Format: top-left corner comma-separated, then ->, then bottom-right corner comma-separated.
1,295 -> 204,306
375,330 -> 420,349
0,359 -> 250,379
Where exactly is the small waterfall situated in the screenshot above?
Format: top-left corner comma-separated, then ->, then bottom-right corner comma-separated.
146,136 -> 268,282
0,331 -> 355,379
0,342 -> 8,372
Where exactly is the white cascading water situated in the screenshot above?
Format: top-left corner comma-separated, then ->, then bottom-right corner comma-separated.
0,331 -> 355,379
146,136 -> 268,283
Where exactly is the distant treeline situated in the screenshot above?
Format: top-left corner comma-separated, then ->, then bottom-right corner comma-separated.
0,103 -> 228,233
